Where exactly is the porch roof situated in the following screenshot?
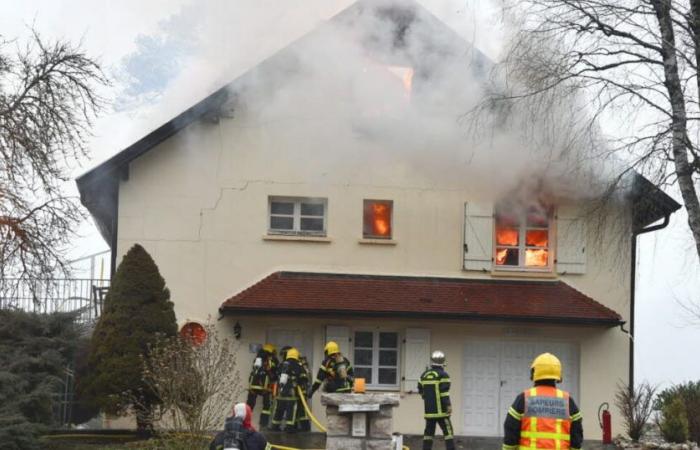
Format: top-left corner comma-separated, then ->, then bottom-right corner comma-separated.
219,272 -> 624,326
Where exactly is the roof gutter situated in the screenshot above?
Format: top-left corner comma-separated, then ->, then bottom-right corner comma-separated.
218,306 -> 624,327
629,213 -> 672,390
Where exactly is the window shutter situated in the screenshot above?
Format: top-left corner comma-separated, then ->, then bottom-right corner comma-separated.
403,328 -> 430,393
463,202 -> 494,271
325,325 -> 350,356
556,210 -> 587,274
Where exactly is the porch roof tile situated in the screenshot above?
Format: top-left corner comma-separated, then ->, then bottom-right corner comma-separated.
219,272 -> 624,326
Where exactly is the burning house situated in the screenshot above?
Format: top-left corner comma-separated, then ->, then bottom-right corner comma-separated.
77,0 -> 680,440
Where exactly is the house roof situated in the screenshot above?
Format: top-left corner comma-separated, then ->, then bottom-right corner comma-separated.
76,0 -> 487,245
76,0 -> 680,248
219,271 -> 624,326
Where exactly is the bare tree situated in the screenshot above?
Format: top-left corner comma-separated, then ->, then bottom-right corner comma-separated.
486,0 -> 700,263
142,322 -> 242,443
616,381 -> 658,442
0,30 -> 107,286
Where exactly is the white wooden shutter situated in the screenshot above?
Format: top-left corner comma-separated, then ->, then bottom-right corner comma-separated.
325,325 -> 350,356
556,209 -> 587,274
463,202 -> 494,271
403,328 -> 430,393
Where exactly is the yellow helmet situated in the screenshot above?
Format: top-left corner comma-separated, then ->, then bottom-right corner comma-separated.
286,347 -> 300,360
263,343 -> 276,354
531,352 -> 562,382
324,341 -> 340,356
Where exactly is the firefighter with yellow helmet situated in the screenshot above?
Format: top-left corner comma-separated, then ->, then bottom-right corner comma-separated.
246,343 -> 278,428
270,347 -> 308,432
502,353 -> 583,450
308,341 -> 354,397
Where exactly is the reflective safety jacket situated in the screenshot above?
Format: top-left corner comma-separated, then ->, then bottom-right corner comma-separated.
248,350 -> 278,392
418,366 -> 451,419
503,384 -> 583,450
277,358 -> 308,401
311,354 -> 354,394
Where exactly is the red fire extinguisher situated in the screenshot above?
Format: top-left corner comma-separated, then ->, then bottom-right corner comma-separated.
598,402 -> 612,444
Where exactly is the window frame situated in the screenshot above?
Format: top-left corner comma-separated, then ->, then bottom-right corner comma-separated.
493,206 -> 555,272
267,196 -> 328,236
362,199 -> 394,240
352,329 -> 400,390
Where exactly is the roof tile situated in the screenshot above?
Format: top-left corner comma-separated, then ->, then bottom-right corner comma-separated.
220,272 -> 623,326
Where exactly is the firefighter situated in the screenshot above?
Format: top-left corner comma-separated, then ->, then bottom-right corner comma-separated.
246,343 -> 278,428
418,350 -> 454,450
270,347 -> 308,432
502,352 -> 583,450
308,341 -> 354,397
295,354 -> 312,432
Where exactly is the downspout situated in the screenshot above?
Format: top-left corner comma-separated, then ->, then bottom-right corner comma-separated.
629,213 -> 671,389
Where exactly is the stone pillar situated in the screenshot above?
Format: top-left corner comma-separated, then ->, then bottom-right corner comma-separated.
321,393 -> 400,450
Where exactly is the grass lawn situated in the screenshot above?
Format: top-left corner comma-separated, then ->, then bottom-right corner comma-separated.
41,433 -> 211,450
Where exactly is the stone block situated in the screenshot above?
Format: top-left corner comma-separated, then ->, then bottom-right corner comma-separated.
326,405 -> 339,415
321,393 -> 400,406
378,405 -> 393,418
367,439 -> 395,450
325,413 -> 351,436
326,437 -> 364,450
369,416 -> 393,438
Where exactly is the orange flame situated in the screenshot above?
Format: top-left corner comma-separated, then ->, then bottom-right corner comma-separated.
372,203 -> 391,236
526,230 -> 548,247
386,66 -> 414,95
496,248 -> 509,265
525,249 -> 548,267
496,227 -> 519,246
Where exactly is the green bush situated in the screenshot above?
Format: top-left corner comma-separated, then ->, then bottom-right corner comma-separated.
656,381 -> 700,443
80,244 -> 177,435
0,310 -> 81,449
659,397 -> 689,443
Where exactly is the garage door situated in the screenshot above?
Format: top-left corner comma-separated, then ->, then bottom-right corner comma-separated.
462,339 -> 579,436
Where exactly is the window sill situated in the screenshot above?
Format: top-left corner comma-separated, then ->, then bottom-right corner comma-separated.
262,234 -> 332,243
358,238 -> 397,245
490,269 -> 557,279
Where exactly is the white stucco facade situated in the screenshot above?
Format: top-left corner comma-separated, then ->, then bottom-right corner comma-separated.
108,106 -> 632,438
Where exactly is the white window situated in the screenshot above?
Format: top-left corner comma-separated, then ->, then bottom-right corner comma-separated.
268,197 -> 327,236
353,330 -> 399,389
494,201 -> 553,270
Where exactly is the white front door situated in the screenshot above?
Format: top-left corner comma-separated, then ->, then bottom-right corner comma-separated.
462,339 -> 580,437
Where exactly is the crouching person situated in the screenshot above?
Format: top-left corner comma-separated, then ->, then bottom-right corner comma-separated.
210,403 -> 271,450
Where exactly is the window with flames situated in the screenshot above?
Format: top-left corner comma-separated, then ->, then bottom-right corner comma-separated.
363,200 -> 393,239
494,202 -> 552,269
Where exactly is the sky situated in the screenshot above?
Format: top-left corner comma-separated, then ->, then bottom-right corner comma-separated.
1,0 -> 698,388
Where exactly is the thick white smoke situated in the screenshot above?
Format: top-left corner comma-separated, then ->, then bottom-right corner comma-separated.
114,0 -> 613,205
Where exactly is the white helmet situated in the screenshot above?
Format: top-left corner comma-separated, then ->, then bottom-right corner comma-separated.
431,350 -> 446,366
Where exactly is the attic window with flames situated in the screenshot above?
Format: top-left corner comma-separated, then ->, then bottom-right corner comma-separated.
363,199 -> 393,239
494,201 -> 552,270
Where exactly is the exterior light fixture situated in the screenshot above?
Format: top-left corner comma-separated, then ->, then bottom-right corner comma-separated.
233,321 -> 242,340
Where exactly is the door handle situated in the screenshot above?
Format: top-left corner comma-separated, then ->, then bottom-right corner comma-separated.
500,380 -> 506,387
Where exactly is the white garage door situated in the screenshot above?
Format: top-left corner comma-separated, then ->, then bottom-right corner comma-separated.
462,339 -> 579,437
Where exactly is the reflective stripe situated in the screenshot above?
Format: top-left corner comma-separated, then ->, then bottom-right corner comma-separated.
440,392 -> 450,397
529,387 -> 537,396
521,431 -> 570,441
556,418 -> 562,450
424,412 -> 450,418
530,417 -> 537,449
509,407 -> 524,421
570,412 -> 582,422
503,445 -> 518,450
